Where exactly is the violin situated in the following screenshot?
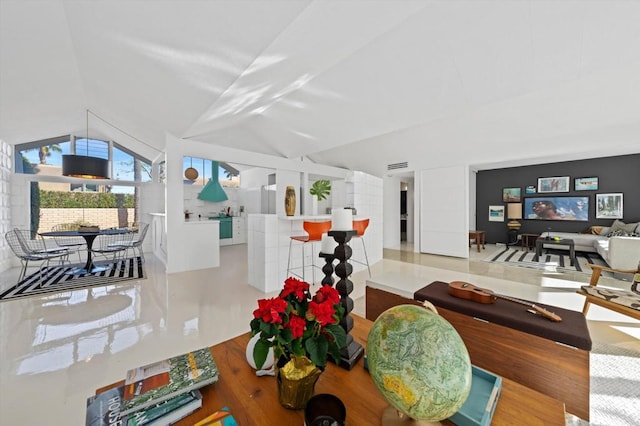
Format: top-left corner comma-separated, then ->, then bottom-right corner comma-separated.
448,281 -> 562,322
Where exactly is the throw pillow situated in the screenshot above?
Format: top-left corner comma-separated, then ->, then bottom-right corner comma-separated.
607,220 -> 639,236
608,229 -> 640,238
584,226 -> 605,235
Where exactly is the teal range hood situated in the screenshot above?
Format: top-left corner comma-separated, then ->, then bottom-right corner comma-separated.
197,161 -> 228,202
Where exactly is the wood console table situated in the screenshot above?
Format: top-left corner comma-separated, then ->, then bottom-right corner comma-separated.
97,315 -> 565,425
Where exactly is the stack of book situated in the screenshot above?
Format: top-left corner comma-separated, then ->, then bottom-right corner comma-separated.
86,347 -> 219,426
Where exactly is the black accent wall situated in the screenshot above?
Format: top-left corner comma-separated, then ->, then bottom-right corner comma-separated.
476,153 -> 640,244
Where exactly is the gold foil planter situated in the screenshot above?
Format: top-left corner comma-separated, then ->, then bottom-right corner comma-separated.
276,356 -> 322,410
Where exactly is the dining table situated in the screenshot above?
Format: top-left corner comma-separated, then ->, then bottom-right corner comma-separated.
40,228 -> 130,275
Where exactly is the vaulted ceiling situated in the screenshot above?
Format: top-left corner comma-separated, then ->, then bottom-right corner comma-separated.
1,1 -> 639,177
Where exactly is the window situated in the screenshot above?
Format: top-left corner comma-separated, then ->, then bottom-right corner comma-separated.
183,156 -> 239,188
15,136 -> 151,183
16,135 -> 152,233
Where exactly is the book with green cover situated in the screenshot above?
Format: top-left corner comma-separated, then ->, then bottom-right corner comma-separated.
124,390 -> 202,426
120,347 -> 218,416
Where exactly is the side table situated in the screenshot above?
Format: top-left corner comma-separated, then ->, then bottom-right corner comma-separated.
520,233 -> 539,252
468,230 -> 485,252
534,238 -> 576,266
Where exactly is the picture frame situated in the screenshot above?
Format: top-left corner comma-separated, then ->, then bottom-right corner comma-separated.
523,196 -> 589,221
537,176 -> 570,193
502,187 -> 521,202
596,193 -> 623,219
525,185 -> 536,194
489,205 -> 505,222
574,177 -> 598,191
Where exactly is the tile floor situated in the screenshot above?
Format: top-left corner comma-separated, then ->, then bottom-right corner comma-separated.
0,242 -> 638,424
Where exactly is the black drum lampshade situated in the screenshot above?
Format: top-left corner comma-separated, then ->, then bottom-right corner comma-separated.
62,154 -> 110,179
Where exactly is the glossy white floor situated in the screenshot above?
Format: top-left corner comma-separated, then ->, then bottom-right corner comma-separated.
0,243 -> 638,425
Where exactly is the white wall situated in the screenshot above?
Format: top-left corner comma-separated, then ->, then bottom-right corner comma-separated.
0,140 -> 12,274
469,168 -> 477,230
383,176 -> 402,249
406,176 -> 415,244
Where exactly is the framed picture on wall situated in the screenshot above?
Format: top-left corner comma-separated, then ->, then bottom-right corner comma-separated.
502,187 -> 521,202
524,196 -> 589,221
574,177 -> 598,191
596,193 -> 623,219
525,185 -> 536,194
489,205 -> 505,222
537,176 -> 570,193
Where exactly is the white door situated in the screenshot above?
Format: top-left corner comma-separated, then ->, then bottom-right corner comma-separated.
419,165 -> 469,258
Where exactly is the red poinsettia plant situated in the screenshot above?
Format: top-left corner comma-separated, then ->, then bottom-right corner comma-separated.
250,277 -> 346,369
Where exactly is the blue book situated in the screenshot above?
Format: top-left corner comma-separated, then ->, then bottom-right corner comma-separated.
86,386 -> 125,426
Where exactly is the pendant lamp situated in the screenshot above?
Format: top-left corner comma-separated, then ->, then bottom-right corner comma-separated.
62,110 -> 110,179
184,157 -> 199,181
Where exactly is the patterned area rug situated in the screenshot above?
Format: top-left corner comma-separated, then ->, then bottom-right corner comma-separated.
483,247 -> 608,273
0,257 -> 145,301
590,342 -> 640,425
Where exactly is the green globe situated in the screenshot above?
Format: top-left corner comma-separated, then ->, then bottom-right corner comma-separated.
367,304 -> 472,421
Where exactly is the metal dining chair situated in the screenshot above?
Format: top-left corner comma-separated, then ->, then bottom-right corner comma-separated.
118,222 -> 149,263
89,229 -> 134,271
50,223 -> 85,262
6,229 -> 69,282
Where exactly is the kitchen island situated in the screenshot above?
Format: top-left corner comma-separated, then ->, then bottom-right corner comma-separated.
247,214 -> 367,292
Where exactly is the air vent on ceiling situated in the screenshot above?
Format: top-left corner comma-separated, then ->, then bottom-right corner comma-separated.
387,162 -> 408,171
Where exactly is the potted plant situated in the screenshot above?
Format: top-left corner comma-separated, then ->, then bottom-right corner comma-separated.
310,179 -> 331,201
250,277 -> 346,409
309,180 -> 331,215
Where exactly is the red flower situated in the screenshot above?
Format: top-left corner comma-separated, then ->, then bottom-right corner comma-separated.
308,300 -> 337,326
313,285 -> 340,305
286,314 -> 306,339
250,278 -> 346,370
281,277 -> 309,301
253,297 -> 288,324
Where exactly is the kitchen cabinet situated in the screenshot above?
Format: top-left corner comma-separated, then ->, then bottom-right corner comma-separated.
215,217 -> 233,246
232,216 -> 246,244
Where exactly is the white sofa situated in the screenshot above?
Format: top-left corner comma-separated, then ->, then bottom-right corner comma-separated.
540,223 -> 640,270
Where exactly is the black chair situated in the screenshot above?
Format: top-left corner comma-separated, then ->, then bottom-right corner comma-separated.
6,229 -> 69,282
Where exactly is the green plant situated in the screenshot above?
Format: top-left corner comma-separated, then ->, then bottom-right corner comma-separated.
250,277 -> 346,369
309,179 -> 331,201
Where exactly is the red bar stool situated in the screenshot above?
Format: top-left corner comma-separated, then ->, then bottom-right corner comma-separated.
350,218 -> 371,277
287,221 -> 332,283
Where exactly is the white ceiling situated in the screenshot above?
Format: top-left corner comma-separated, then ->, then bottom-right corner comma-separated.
1,0 -> 639,176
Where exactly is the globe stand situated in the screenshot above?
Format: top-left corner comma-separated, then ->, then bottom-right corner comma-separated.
381,407 -> 441,426
328,229 -> 364,370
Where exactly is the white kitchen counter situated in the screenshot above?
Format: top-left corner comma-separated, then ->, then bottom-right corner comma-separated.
184,217 -> 222,224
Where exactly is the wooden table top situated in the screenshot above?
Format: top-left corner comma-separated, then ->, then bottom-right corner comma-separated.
100,315 -> 566,425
